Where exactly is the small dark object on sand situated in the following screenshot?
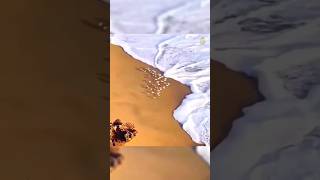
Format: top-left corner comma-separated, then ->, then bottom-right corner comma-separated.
109,119 -> 137,170
110,119 -> 138,146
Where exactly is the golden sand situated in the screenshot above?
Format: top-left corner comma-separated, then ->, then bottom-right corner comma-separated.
110,147 -> 210,180
0,1 -> 107,179
110,45 -> 197,146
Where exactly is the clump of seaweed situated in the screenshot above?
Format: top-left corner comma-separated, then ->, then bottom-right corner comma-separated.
110,119 -> 137,146
110,119 -> 137,170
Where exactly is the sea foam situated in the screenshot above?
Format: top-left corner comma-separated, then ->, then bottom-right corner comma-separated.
110,0 -> 210,34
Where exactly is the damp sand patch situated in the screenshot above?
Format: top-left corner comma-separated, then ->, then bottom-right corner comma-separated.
212,60 -> 264,148
110,147 -> 210,180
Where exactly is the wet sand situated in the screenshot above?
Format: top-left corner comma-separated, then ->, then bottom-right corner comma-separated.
0,1 -> 107,179
110,147 -> 210,180
212,61 -> 263,148
110,45 -> 196,146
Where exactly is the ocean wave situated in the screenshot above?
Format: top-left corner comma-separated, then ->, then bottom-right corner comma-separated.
110,0 -> 210,34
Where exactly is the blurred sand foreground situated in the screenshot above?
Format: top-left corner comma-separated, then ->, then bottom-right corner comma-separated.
110,147 -> 210,180
110,45 -> 197,146
0,1 -> 107,179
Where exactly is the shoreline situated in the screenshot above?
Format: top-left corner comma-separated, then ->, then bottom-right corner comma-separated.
110,44 -> 197,146
110,34 -> 210,148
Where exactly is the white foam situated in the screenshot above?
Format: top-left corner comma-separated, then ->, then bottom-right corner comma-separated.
110,0 -> 210,34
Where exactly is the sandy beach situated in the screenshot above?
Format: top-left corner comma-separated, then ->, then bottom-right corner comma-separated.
0,1 -> 108,179
110,45 -> 197,146
110,147 -> 210,180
